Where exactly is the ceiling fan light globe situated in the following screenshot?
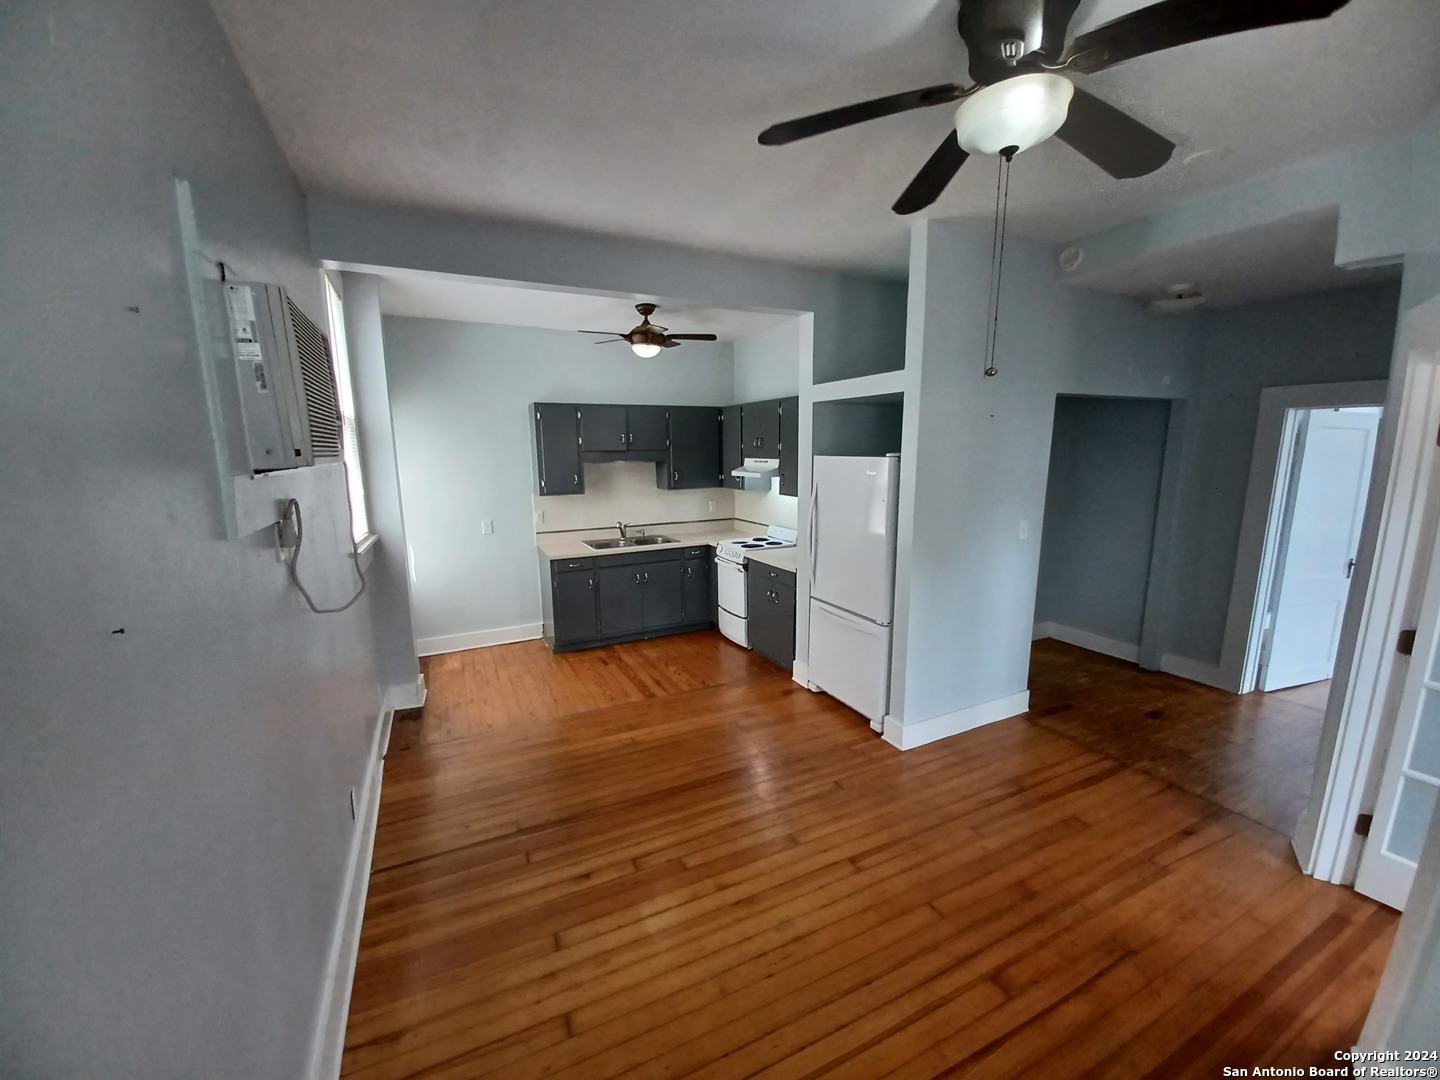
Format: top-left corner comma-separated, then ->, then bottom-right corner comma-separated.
954,73 -> 1074,157
630,342 -> 663,358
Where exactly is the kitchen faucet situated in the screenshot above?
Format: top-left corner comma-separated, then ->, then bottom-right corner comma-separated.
616,521 -> 630,540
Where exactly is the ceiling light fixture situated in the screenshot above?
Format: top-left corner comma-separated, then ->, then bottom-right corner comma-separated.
954,73 -> 1074,157
630,342 -> 663,358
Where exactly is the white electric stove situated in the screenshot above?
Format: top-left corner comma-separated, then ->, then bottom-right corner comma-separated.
715,526 -> 797,648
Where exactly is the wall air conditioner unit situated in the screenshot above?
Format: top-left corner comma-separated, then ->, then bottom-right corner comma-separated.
220,282 -> 341,472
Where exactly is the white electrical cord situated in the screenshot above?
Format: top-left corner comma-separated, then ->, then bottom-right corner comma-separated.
282,496 -> 367,614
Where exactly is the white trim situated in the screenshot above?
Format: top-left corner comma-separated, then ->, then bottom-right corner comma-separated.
1219,381 -> 1388,695
791,659 -> 811,689
417,623 -> 542,656
1301,334 -> 1440,883
1033,622 -> 1140,663
386,673 -> 427,711
1159,653 -> 1230,690
882,691 -> 1030,751
306,704 -> 389,1080
810,369 -> 906,402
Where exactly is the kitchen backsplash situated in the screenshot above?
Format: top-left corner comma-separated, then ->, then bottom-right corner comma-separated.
534,461 -> 732,533
735,487 -> 799,530
534,460 -> 800,533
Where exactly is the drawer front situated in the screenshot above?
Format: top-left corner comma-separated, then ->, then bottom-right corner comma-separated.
553,557 -> 594,572
755,565 -> 795,589
683,545 -> 710,560
598,549 -> 684,568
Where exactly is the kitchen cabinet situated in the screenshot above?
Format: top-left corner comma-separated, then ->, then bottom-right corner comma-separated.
580,404 -> 668,453
544,548 -> 712,652
747,564 -> 796,671
534,403 -> 584,496
742,399 -> 781,457
682,546 -> 713,623
778,396 -> 800,497
721,404 -> 745,490
661,407 -> 722,489
552,566 -> 598,644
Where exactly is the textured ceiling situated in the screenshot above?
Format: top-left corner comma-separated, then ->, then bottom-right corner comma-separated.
211,0 -> 1440,278
376,272 -> 791,339
1069,208 -> 1402,308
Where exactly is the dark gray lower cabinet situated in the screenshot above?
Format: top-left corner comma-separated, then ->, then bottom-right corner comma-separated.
747,564 -> 796,671
543,548 -> 715,651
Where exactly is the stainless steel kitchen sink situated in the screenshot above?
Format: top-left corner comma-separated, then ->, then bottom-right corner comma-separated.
582,535 -> 677,550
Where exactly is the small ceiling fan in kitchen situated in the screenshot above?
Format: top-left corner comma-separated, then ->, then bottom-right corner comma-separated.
578,304 -> 719,358
758,0 -> 1353,215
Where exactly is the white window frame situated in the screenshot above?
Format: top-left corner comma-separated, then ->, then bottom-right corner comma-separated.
321,271 -> 373,547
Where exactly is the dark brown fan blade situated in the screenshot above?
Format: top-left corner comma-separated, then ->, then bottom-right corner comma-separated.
664,334 -> 719,341
1062,0 -> 1351,74
892,131 -> 969,216
759,82 -> 968,146
1056,87 -> 1175,179
591,338 -> 625,344
578,329 -> 623,335
661,340 -> 682,348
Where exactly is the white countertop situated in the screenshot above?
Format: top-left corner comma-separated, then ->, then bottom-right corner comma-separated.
536,519 -> 798,577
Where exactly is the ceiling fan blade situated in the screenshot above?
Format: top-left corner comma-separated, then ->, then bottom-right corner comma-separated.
1039,0 -> 1085,59
591,338 -> 625,344
892,131 -> 969,216
661,340 -> 682,348
1062,0 -> 1351,74
759,82 -> 968,146
1056,87 -> 1175,179
578,329 -> 623,335
664,334 -> 719,341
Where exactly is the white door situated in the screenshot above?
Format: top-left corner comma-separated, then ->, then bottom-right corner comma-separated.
1261,409 -> 1380,691
1355,516 -> 1440,910
809,599 -> 893,728
810,455 -> 899,624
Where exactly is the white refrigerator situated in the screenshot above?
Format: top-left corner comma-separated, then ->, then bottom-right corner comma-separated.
808,454 -> 900,729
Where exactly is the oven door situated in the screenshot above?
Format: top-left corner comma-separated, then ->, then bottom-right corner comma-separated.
715,555 -> 749,647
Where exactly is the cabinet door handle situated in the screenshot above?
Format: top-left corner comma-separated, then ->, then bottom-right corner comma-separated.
673,470 -> 679,482
643,571 -> 649,583
627,432 -> 633,444
684,567 -> 692,577
635,573 -> 641,584
588,578 -> 594,590
572,473 -> 578,484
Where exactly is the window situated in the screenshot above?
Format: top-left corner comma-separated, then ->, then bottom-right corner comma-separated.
322,272 -> 371,544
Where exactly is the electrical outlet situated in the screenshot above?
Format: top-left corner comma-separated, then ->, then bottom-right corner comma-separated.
349,788 -> 356,821
481,519 -> 494,535
533,510 -> 545,527
707,500 -> 717,513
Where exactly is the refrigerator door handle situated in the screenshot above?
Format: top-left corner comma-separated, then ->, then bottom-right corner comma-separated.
809,482 -> 819,589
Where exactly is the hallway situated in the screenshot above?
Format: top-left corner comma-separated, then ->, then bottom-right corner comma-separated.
343,631 -> 1393,1079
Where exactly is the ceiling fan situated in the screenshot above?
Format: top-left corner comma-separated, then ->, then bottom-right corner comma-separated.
578,303 -> 719,357
758,0 -> 1353,215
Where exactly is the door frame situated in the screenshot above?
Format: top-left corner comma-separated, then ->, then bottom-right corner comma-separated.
1218,381 -> 1389,696
1298,294 -> 1440,885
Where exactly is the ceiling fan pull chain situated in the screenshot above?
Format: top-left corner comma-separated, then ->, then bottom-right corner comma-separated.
983,147 -> 1015,378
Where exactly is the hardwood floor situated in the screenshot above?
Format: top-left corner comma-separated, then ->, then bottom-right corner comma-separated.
1028,640 -> 1330,836
344,631 -> 1394,1079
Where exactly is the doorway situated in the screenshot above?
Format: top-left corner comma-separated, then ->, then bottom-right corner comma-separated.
1252,406 -> 1382,693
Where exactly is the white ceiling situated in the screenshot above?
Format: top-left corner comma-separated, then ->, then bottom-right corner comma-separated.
375,271 -> 792,339
1069,208 -> 1402,308
211,0 -> 1440,278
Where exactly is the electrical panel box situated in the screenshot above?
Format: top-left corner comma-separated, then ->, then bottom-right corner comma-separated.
220,281 -> 341,472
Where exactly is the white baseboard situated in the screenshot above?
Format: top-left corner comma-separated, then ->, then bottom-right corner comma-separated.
386,673 -> 427,712
306,703 -> 388,1080
417,623 -> 542,656
1160,653 -> 1232,691
1035,622 -> 1140,664
792,659 -> 811,689
882,690 -> 1030,751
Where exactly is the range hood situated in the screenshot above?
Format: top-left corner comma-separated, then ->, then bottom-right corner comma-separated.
731,457 -> 780,480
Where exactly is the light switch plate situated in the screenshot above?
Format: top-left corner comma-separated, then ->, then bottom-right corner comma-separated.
482,520 -> 494,535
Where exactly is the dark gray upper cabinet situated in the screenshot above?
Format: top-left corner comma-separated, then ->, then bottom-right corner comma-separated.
627,406 -> 669,452
721,404 -> 745,490
579,404 -> 629,453
742,399 -> 782,457
552,568 -> 598,644
778,396 -> 800,497
534,403 -> 583,496
662,406 -> 722,489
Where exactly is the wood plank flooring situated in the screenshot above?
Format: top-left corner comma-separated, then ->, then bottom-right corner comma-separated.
344,631 -> 1394,1079
1028,640 -> 1330,835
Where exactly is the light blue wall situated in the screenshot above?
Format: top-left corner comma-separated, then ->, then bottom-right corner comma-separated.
1164,282 -> 1401,666
734,318 -> 803,401
383,317 -> 735,645
893,221 -> 1201,727
0,1 -> 386,1076
1036,397 -> 1172,647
